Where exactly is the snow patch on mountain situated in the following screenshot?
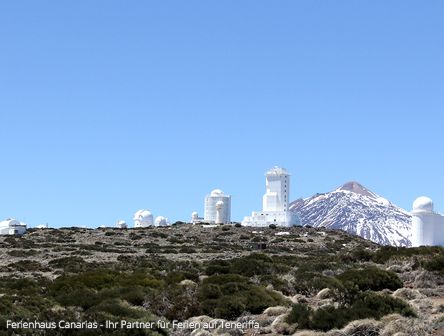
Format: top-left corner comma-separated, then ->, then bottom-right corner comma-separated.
290,181 -> 412,246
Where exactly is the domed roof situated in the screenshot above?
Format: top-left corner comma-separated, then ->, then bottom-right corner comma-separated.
154,216 -> 167,226
133,209 -> 153,220
116,220 -> 127,228
412,196 -> 434,213
211,189 -> 224,196
1,219 -> 21,226
216,200 -> 224,207
192,211 -> 198,217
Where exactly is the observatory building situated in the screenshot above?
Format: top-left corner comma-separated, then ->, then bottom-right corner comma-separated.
133,210 -> 170,227
411,196 -> 444,247
133,210 -> 154,227
154,216 -> 168,227
204,189 -> 231,224
242,166 -> 300,227
0,219 -> 27,235
191,211 -> 204,224
116,220 -> 128,229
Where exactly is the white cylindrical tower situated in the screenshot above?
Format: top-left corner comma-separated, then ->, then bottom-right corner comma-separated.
411,196 -> 435,247
215,201 -> 224,224
204,189 -> 231,224
133,210 -> 154,228
191,211 -> 199,222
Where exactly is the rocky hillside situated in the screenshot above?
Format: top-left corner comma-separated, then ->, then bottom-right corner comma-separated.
290,181 -> 412,247
1,225 -> 444,336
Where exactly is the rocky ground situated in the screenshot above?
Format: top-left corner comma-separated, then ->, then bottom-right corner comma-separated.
0,224 -> 443,336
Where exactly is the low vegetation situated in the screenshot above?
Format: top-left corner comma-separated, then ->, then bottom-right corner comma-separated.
0,226 -> 443,335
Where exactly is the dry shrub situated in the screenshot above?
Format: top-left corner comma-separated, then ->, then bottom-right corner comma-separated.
414,271 -> 440,288
189,330 -> 211,336
316,288 -> 332,299
392,288 -> 424,301
263,306 -> 289,316
291,294 -> 308,304
270,314 -> 297,335
380,314 -> 432,336
409,298 -> 434,315
180,279 -> 198,287
341,318 -> 381,336
292,331 -> 324,336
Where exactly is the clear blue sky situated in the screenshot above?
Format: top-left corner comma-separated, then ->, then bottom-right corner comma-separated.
1,1 -> 443,227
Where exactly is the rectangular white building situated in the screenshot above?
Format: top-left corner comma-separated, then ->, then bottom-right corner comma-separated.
243,167 -> 300,227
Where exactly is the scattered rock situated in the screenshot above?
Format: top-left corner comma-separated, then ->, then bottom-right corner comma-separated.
316,288 -> 332,299
263,306 -> 289,316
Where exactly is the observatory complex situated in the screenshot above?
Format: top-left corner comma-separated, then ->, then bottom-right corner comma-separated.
133,210 -> 169,227
411,196 -> 444,247
0,218 -> 27,235
204,189 -> 231,224
242,166 -> 300,227
192,189 -> 232,224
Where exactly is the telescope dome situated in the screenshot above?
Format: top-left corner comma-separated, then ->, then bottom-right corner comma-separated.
154,216 -> 167,226
211,189 -> 224,196
412,196 -> 434,213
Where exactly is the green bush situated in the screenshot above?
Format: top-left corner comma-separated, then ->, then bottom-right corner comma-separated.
7,249 -> 38,257
424,255 -> 444,273
56,287 -> 100,310
198,274 -> 284,320
48,256 -> 87,272
286,293 -> 415,331
205,253 -> 288,277
292,272 -> 342,296
310,305 -> 349,331
8,260 -> 45,272
337,267 -> 403,292
372,246 -> 443,264
352,292 -> 416,319
87,299 -> 145,319
285,303 -> 312,328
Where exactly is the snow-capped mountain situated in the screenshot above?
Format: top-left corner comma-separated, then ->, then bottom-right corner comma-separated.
290,181 -> 412,247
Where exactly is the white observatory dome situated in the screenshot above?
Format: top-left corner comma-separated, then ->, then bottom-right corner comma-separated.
154,216 -> 167,226
6,219 -> 21,226
216,200 -> 224,209
134,209 -> 154,227
116,220 -> 127,229
412,196 -> 434,213
134,210 -> 153,219
211,189 -> 224,197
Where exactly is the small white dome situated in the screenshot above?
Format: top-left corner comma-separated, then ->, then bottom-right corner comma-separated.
154,216 -> 167,226
412,196 -> 434,213
211,189 -> 224,196
216,200 -> 224,209
8,219 -> 21,226
192,211 -> 198,218
116,220 -> 127,228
